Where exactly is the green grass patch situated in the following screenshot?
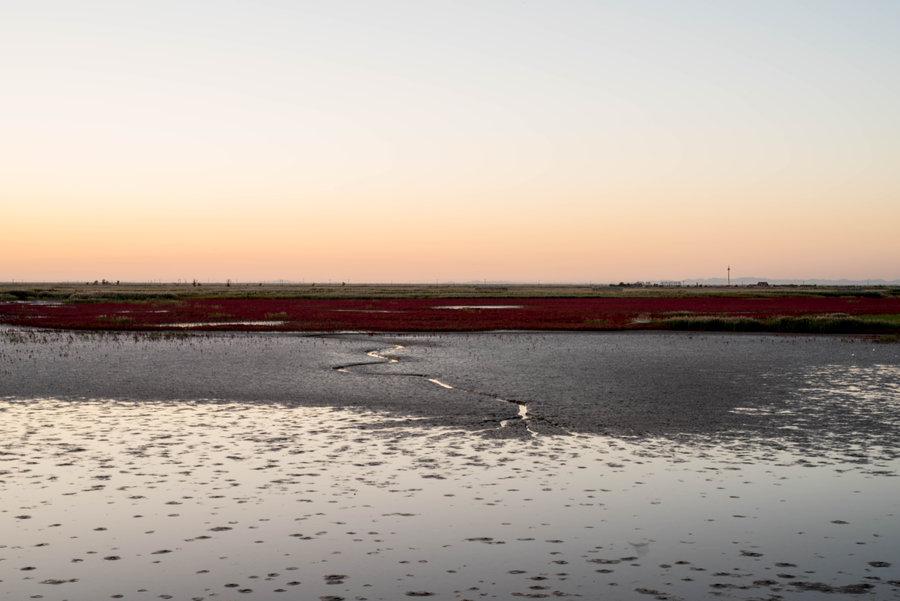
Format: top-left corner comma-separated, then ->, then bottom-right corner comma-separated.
856,314 -> 900,326
583,318 -> 612,328
95,315 -> 135,325
655,314 -> 900,334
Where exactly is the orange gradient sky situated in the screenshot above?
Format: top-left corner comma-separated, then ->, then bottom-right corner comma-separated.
2,2 -> 899,282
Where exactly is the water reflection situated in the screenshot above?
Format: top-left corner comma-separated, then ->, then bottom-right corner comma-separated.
2,399 -> 897,600
156,321 -> 286,328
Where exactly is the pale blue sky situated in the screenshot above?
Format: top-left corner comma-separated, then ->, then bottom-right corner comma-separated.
2,1 -> 898,281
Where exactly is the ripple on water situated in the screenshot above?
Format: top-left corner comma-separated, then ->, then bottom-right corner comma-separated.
1,398 -> 898,600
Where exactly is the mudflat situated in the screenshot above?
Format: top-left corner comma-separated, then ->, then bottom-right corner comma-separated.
1,329 -> 898,600
2,330 -> 897,445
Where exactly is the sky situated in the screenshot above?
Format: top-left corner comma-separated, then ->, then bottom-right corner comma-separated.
2,1 -> 899,283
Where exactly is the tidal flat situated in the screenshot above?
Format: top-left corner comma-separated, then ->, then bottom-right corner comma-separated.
1,330 -> 898,600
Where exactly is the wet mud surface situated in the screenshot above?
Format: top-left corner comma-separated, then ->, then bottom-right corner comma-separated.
1,329 -> 898,600
1,330 -> 897,448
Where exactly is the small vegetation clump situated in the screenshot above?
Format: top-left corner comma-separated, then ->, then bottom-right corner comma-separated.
656,314 -> 900,335
95,315 -> 135,326
582,318 -> 612,328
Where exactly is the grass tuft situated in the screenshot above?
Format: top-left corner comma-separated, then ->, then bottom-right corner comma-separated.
95,315 -> 135,325
655,314 -> 900,334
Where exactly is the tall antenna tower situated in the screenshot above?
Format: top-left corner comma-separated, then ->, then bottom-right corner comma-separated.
727,265 -> 731,286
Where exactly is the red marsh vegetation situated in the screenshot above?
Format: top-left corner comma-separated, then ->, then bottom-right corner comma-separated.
1,296 -> 899,333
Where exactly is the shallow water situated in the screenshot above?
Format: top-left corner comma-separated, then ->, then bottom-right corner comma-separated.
432,305 -> 524,310
1,330 -> 898,600
157,321 -> 287,328
1,399 -> 898,601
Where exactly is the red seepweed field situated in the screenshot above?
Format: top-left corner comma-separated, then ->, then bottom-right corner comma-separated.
2,295 -> 899,333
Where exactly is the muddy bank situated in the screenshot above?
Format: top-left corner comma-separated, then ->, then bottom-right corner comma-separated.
1,329 -> 897,456
2,329 -> 899,600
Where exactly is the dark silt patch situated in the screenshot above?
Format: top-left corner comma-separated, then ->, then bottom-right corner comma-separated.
1,329 -> 897,454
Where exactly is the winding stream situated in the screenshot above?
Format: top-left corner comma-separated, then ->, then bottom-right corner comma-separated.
334,343 -> 537,436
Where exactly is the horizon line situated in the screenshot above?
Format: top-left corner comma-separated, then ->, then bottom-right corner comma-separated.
2,279 -> 899,287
